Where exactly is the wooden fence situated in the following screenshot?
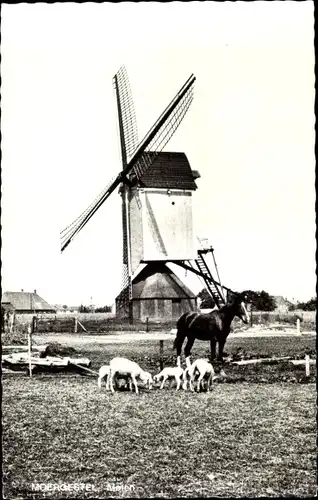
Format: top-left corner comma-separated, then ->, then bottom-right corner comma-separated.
4,309 -> 316,335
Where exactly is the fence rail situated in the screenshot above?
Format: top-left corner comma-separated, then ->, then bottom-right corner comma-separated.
2,310 -> 316,339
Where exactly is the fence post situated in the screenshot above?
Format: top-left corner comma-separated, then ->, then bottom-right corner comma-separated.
296,318 -> 300,334
32,315 -> 37,333
74,317 -> 78,333
146,317 -> 149,333
159,340 -> 164,371
250,304 -> 253,327
305,354 -> 310,378
10,312 -> 15,333
27,324 -> 33,378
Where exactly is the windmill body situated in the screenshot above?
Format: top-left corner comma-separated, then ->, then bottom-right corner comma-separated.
126,151 -> 198,273
117,151 -> 200,321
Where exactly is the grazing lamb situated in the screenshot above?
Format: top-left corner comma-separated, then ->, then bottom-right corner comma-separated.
142,371 -> 154,389
154,366 -> 184,391
183,359 -> 215,392
109,357 -> 152,394
98,365 -> 110,390
98,365 -> 131,391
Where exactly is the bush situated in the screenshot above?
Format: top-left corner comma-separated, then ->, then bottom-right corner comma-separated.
44,342 -> 78,357
1,325 -> 28,345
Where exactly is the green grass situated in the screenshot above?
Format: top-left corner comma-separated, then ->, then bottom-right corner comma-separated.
2,377 -> 316,498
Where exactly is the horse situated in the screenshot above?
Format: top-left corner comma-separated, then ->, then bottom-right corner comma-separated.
173,293 -> 250,369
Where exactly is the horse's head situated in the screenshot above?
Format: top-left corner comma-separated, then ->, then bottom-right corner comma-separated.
229,293 -> 250,324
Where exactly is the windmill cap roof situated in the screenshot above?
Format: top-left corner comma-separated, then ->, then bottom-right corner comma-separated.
137,151 -> 199,190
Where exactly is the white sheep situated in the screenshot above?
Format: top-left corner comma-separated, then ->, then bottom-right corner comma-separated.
98,365 -> 130,391
108,357 -> 152,394
153,366 -> 184,391
97,364 -> 110,390
183,359 -> 216,392
141,371 -> 153,390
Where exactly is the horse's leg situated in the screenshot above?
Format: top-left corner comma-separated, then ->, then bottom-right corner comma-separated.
210,339 -> 217,362
184,336 -> 195,369
217,338 -> 228,377
217,338 -> 227,362
174,315 -> 188,367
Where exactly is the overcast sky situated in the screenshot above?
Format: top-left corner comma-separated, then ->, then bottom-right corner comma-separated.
1,1 -> 315,306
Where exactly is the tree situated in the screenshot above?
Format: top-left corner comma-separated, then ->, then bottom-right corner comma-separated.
242,290 -> 276,311
198,289 -> 215,309
95,305 -> 112,313
79,304 -> 90,313
294,297 -> 316,311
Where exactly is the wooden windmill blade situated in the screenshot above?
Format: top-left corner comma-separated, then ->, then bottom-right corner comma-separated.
113,66 -> 140,306
129,73 -> 195,181
60,172 -> 122,252
60,70 -> 196,252
113,65 -> 139,167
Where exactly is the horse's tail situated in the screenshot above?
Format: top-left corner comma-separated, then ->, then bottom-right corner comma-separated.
173,313 -> 188,351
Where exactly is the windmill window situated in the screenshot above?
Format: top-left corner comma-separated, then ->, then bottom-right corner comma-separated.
172,298 -> 181,304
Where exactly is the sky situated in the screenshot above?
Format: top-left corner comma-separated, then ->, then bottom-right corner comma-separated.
1,1 -> 315,307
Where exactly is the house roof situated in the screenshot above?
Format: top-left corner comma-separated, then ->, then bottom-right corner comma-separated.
132,263 -> 196,299
137,152 -> 199,190
1,291 -> 56,312
274,296 -> 292,307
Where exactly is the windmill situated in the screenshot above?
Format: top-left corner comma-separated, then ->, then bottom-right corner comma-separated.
60,66 -> 230,321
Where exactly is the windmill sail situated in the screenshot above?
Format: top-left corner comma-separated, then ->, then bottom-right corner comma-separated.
60,71 -> 196,252
60,173 -> 120,252
113,66 -> 139,166
113,66 -> 139,305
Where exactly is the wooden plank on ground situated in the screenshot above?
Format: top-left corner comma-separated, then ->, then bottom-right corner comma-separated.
290,359 -> 316,366
232,356 -> 292,365
2,345 -> 48,353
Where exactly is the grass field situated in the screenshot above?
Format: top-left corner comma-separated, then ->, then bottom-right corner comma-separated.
2,333 -> 317,498
2,378 -> 316,498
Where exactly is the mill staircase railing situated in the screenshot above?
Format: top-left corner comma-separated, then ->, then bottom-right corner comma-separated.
195,249 -> 226,308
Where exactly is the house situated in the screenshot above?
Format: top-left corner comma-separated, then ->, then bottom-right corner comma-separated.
1,290 -> 56,314
273,296 -> 293,313
54,304 -> 81,314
